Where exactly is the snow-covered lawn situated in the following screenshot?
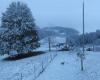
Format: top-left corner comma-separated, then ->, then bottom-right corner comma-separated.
0,50 -> 100,80
0,51 -> 57,80
37,51 -> 100,80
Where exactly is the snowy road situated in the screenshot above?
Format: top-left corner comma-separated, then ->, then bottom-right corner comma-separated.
37,51 -> 100,80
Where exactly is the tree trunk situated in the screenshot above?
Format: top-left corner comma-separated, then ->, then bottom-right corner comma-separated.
48,37 -> 51,51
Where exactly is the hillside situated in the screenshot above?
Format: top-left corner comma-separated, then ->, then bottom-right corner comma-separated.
38,26 -> 79,39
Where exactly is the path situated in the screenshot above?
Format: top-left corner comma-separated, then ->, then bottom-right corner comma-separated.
36,51 -> 100,80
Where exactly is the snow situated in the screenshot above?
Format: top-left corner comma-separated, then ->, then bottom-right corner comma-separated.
38,36 -> 66,51
0,47 -> 100,80
54,37 -> 65,43
0,51 -> 57,80
36,51 -> 100,80
40,37 -> 65,44
9,50 -> 18,56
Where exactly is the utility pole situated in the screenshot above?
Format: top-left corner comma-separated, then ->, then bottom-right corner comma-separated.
83,0 -> 85,53
80,0 -> 85,71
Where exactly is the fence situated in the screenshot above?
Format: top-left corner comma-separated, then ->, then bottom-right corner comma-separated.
0,52 -> 57,80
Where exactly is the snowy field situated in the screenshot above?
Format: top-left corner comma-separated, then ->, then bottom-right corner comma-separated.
0,51 -> 57,80
0,50 -> 100,80
36,51 -> 100,80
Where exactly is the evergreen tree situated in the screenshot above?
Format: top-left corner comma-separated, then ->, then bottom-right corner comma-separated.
0,2 -> 40,55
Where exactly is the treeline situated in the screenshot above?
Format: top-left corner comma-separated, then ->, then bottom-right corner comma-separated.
77,30 -> 100,46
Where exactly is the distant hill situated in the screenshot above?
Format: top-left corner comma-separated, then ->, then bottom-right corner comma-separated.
37,26 -> 79,40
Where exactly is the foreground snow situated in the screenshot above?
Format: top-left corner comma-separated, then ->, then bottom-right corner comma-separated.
0,51 -> 100,80
0,51 -> 57,80
37,51 -> 100,80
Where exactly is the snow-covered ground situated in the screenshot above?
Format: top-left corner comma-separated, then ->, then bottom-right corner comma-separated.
0,51 -> 57,80
38,36 -> 66,51
0,48 -> 100,80
36,51 -> 100,80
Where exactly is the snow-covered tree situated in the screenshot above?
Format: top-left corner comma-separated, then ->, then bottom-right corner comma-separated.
0,2 -> 40,56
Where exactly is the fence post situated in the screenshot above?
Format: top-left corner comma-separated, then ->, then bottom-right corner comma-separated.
20,73 -> 22,80
50,54 -> 52,62
34,65 -> 36,79
41,60 -> 44,72
45,56 -> 47,68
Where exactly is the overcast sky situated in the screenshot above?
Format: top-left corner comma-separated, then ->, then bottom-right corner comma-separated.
0,0 -> 100,33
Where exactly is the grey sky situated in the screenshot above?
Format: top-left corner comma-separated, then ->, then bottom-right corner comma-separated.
0,0 -> 100,33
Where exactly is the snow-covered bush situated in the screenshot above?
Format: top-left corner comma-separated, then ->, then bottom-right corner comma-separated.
0,2 -> 40,56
